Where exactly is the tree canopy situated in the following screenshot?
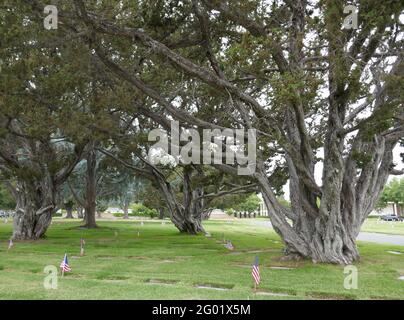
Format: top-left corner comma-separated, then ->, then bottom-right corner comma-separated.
0,0 -> 403,264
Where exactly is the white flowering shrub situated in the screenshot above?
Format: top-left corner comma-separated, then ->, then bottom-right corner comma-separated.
149,147 -> 177,168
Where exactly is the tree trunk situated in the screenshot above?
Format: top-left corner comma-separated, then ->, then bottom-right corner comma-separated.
158,207 -> 165,219
201,209 -> 212,220
65,207 -> 74,219
255,134 -> 395,265
152,168 -> 205,234
12,180 -> 55,240
83,144 -> 97,228
181,167 -> 206,233
123,201 -> 129,219
77,207 -> 84,219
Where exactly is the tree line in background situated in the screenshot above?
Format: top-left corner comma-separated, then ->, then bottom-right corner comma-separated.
0,0 -> 403,264
376,178 -> 404,213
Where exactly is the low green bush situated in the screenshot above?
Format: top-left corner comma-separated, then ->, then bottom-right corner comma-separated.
130,203 -> 158,218
112,204 -> 158,219
113,213 -> 124,217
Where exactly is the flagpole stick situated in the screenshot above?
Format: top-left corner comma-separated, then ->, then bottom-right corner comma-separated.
61,269 -> 64,278
254,282 -> 257,293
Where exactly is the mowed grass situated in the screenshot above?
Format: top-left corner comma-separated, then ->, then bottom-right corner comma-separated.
0,219 -> 403,300
361,217 -> 404,235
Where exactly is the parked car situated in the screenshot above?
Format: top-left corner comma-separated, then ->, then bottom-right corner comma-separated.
0,211 -> 14,218
380,215 -> 404,221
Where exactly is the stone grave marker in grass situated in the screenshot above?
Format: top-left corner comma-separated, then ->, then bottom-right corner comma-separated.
146,278 -> 179,285
255,290 -> 290,297
387,250 -> 403,255
269,266 -> 295,270
95,255 -> 115,260
96,274 -> 131,281
195,283 -> 234,291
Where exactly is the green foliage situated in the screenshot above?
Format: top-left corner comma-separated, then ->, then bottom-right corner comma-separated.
376,178 -> 404,209
351,150 -> 373,169
212,193 -> 261,213
63,198 -> 75,211
0,183 -> 15,210
112,213 -> 124,217
129,203 -> 158,218
209,193 -> 250,211
97,202 -> 109,213
233,194 -> 261,213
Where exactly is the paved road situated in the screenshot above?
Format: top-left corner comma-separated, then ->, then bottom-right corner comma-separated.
356,232 -> 404,246
251,220 -> 404,246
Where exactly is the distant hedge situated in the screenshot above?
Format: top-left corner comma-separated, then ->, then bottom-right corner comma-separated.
113,203 -> 158,219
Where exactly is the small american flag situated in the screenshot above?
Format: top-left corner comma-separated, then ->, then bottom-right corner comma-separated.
60,254 -> 71,273
252,256 -> 260,286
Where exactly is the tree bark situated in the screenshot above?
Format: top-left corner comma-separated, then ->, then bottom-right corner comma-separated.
77,207 -> 84,219
158,207 -> 165,219
65,207 -> 74,219
152,168 -> 205,234
83,144 -> 97,228
12,179 -> 55,240
123,201 -> 129,219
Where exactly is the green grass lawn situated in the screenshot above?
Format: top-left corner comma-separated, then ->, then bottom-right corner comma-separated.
0,219 -> 403,300
361,217 -> 404,235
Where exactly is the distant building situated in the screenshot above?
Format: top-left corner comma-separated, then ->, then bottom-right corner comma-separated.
372,202 -> 403,217
209,209 -> 234,220
105,207 -> 132,214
